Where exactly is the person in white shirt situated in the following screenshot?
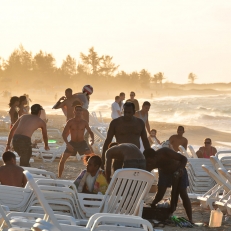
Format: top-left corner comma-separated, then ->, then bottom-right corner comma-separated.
111,96 -> 121,119
118,92 -> 125,114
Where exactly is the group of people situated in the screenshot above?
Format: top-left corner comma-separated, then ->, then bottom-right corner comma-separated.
8,94 -> 31,128
1,87 -> 221,223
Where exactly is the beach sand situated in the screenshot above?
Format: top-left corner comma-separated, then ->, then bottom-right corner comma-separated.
1,113 -> 231,230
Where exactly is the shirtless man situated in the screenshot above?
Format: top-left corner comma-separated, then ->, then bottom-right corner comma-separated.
53,88 -> 78,121
144,148 -> 192,222
5,104 -> 49,167
135,101 -> 151,135
169,126 -> 188,152
0,151 -> 27,187
102,102 -> 150,169
196,138 -> 217,158
58,105 -> 94,178
105,143 -> 146,182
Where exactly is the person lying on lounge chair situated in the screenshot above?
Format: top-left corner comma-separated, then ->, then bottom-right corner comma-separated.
0,151 -> 27,187
73,155 -> 108,194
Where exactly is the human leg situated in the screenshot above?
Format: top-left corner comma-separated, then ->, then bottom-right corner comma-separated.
179,188 -> 192,222
58,152 -> 71,178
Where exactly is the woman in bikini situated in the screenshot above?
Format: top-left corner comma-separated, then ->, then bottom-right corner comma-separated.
8,96 -> 19,129
196,138 -> 217,158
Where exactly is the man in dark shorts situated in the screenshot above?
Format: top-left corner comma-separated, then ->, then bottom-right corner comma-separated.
143,147 -> 192,222
102,102 -> 150,170
105,143 -> 146,182
5,104 -> 49,166
58,105 -> 94,178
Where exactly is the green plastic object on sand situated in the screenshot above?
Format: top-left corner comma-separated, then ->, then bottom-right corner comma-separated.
48,140 -> 56,144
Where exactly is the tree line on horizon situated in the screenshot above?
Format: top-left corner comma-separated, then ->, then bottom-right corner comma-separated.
0,45 -> 197,91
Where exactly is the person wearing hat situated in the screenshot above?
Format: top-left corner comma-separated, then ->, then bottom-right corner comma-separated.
5,104 -> 49,167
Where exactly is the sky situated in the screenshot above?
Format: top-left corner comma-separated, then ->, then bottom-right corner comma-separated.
0,0 -> 231,84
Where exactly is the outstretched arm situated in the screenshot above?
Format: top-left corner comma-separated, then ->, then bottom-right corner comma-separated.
85,122 -> 94,145
40,120 -> 49,150
145,118 -> 151,135
102,121 -> 116,169
140,121 -> 150,150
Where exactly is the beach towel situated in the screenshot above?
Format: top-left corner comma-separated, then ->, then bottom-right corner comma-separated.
74,169 -> 108,194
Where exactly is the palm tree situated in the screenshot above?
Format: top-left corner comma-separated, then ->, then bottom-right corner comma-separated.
153,72 -> 165,84
188,73 -> 197,83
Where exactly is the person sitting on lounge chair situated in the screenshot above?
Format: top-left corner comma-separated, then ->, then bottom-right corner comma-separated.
196,138 -> 217,158
0,151 -> 27,187
73,155 -> 108,194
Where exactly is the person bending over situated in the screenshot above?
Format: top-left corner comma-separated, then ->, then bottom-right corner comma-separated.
0,151 -> 27,187
143,147 -> 192,222
58,105 -> 94,178
196,138 -> 217,158
73,155 -> 108,194
105,143 -> 146,182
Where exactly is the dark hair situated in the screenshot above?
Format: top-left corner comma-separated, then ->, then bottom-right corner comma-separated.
130,91 -> 135,95
177,126 -> 185,131
151,129 -> 157,133
19,96 -> 27,105
205,138 -> 212,143
123,102 -> 135,111
115,96 -> 120,100
119,92 -> 125,96
142,101 -> 151,107
2,151 -> 16,162
83,154 -> 102,167
143,148 -> 156,159
9,96 -> 19,107
31,104 -> 43,115
108,142 -> 119,149
65,88 -> 72,93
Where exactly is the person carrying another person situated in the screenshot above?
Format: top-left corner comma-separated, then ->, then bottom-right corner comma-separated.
126,91 -> 140,111
104,143 -> 146,182
5,104 -> 49,167
196,138 -> 217,158
8,96 -> 19,129
148,129 -> 161,146
18,95 -> 28,116
102,102 -> 150,170
169,126 -> 188,152
111,96 -> 121,119
118,92 -> 125,113
0,151 -> 27,187
135,101 -> 151,135
73,154 -> 108,194
143,147 -> 192,223
58,105 -> 94,178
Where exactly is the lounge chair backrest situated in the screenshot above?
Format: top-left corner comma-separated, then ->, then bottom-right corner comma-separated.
101,169 -> 153,216
218,168 -> 231,184
188,145 -> 198,158
23,170 -> 63,231
202,165 -> 231,193
178,145 -> 191,158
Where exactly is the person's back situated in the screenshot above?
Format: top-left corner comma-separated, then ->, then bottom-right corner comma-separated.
0,151 -> 27,187
111,96 -> 121,119
15,114 -> 44,137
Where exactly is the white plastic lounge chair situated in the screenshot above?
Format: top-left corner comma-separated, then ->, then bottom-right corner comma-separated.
0,185 -> 32,211
77,168 -> 153,218
188,145 -> 198,158
197,165 -> 231,210
178,145 -> 191,158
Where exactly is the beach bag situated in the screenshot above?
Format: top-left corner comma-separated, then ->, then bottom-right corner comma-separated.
142,207 -> 172,221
